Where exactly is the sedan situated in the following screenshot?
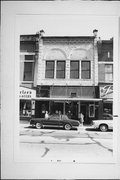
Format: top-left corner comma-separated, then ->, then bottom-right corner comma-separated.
92,119 -> 113,132
30,114 -> 80,130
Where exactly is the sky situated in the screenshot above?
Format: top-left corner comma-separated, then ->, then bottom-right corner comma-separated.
17,15 -> 117,40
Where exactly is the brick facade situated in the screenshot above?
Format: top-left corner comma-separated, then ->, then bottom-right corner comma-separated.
98,39 -> 113,83
35,36 -> 98,87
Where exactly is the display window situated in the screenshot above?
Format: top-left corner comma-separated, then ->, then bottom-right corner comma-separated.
20,100 -> 31,117
103,102 -> 113,114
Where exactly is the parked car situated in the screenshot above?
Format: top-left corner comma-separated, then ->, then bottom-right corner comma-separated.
30,114 -> 80,130
92,114 -> 113,132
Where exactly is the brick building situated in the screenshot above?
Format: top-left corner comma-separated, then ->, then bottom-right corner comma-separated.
19,30 -> 107,124
20,35 -> 37,119
98,39 -> 113,115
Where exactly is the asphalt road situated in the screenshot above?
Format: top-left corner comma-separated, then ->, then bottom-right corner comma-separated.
18,122 -> 113,163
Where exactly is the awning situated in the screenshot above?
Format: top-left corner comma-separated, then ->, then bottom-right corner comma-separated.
103,98 -> 113,102
32,97 -> 102,101
19,86 -> 36,99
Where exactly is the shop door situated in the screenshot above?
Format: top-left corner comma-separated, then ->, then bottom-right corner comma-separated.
35,101 -> 49,118
50,102 -> 64,114
80,104 -> 87,124
71,102 -> 78,120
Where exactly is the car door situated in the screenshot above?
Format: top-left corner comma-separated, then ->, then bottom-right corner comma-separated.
107,120 -> 113,129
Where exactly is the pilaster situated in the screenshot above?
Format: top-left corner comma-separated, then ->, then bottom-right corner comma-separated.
93,37 -> 98,86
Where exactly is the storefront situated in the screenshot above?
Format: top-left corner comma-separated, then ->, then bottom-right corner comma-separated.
31,97 -> 102,124
30,85 -> 102,124
99,84 -> 113,115
19,86 -> 36,120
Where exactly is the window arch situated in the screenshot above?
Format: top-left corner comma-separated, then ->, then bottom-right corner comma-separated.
44,48 -> 67,60
70,48 -> 87,60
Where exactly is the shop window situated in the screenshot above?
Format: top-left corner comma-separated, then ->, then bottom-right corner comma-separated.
56,61 -> 65,78
70,61 -> 79,79
36,86 -> 50,97
81,61 -> 91,79
20,100 -> 31,117
89,104 -> 95,117
45,61 -> 54,78
105,64 -> 113,82
103,103 -> 113,114
71,92 -> 77,98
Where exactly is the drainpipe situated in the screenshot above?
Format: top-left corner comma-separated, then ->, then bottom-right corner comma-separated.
36,30 -> 45,85
93,29 -> 98,86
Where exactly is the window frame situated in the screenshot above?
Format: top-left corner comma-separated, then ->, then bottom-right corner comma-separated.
89,104 -> 95,118
81,60 -> 91,79
105,64 -> 113,82
56,61 -> 66,79
20,54 -> 35,82
45,61 -> 55,79
70,60 -> 79,79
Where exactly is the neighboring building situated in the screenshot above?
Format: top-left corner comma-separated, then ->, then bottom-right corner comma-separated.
20,30 -> 112,124
20,35 -> 37,119
98,39 -> 113,116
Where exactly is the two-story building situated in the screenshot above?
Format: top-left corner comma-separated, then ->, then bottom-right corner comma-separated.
20,35 -> 37,119
20,30 -> 103,124
98,38 -> 113,116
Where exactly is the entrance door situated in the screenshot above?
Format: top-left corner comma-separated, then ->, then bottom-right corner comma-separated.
80,104 -> 87,124
50,102 -> 64,114
70,102 -> 78,120
35,101 -> 49,118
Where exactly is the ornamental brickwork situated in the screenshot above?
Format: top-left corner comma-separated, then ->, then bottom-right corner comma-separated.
35,36 -> 98,87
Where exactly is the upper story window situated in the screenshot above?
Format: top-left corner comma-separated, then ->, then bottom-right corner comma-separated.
20,41 -> 36,53
45,61 -> 54,78
20,54 -> 35,82
70,61 -> 79,79
105,64 -> 113,82
81,61 -> 91,79
56,61 -> 65,79
107,51 -> 110,58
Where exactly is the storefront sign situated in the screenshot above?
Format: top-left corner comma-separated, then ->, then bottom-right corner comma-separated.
100,85 -> 113,99
19,86 -> 36,99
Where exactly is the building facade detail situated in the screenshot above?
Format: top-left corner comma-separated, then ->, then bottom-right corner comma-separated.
35,37 -> 98,87
98,39 -> 113,115
19,31 -> 113,124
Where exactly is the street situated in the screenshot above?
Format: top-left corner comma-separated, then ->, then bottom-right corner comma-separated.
19,122 -> 113,162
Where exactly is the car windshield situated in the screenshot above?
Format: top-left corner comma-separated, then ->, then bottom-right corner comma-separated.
49,115 -> 60,120
61,115 -> 69,120
49,114 -> 69,120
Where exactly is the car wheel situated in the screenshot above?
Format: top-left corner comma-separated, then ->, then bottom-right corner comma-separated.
99,124 -> 108,132
64,124 -> 71,130
36,122 -> 42,129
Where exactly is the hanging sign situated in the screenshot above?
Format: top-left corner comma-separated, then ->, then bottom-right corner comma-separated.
19,86 -> 36,99
100,85 -> 113,99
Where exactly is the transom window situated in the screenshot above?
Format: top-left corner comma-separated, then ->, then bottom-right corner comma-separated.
56,61 -> 65,79
81,61 -> 91,79
70,61 -> 79,79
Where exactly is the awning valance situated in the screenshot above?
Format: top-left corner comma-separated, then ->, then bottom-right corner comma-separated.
32,97 -> 102,101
